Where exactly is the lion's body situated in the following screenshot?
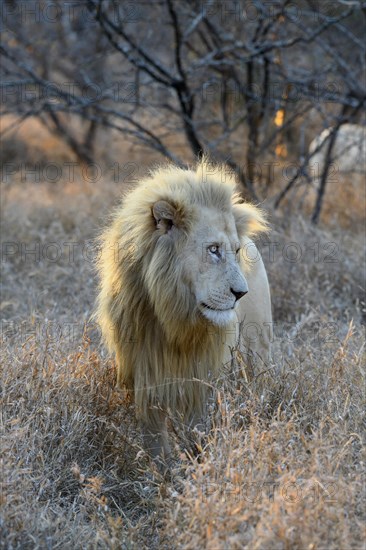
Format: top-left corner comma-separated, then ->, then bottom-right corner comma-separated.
228,235 -> 272,364
309,124 -> 366,174
96,161 -> 272,458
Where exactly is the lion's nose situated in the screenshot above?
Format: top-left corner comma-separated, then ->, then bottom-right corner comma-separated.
231,288 -> 248,301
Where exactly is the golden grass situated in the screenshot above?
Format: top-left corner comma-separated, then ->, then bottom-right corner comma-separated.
1,175 -> 365,549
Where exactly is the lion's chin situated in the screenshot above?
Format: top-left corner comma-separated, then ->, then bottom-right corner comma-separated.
199,305 -> 236,327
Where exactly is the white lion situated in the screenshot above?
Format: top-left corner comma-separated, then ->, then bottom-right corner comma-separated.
309,123 -> 366,175
96,160 -> 272,460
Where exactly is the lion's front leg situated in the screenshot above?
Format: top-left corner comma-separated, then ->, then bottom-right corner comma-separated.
187,405 -> 208,457
141,408 -> 171,463
189,403 -> 207,433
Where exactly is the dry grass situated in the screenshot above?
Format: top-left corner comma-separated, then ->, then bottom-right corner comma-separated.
1,162 -> 365,549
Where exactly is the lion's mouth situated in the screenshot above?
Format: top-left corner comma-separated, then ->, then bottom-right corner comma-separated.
199,302 -> 237,327
201,302 -> 234,312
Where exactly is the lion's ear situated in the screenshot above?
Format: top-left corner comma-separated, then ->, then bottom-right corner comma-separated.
232,203 -> 269,239
152,200 -> 178,233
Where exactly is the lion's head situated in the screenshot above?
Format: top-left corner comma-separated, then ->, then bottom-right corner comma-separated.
150,198 -> 249,328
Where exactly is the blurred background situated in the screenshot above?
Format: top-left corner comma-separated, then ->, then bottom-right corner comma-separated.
1,0 -> 365,222
1,2 -> 365,548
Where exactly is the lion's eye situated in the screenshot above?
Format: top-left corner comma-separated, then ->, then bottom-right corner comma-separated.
236,247 -> 241,256
208,244 -> 220,256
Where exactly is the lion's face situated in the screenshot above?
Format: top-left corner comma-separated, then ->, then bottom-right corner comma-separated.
180,206 -> 248,326
149,176 -> 267,333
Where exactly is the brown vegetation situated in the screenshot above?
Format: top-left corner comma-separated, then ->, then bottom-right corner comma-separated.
1,155 -> 365,547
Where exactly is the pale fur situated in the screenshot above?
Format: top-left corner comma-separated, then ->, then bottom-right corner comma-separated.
95,160 -> 272,458
309,123 -> 366,175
